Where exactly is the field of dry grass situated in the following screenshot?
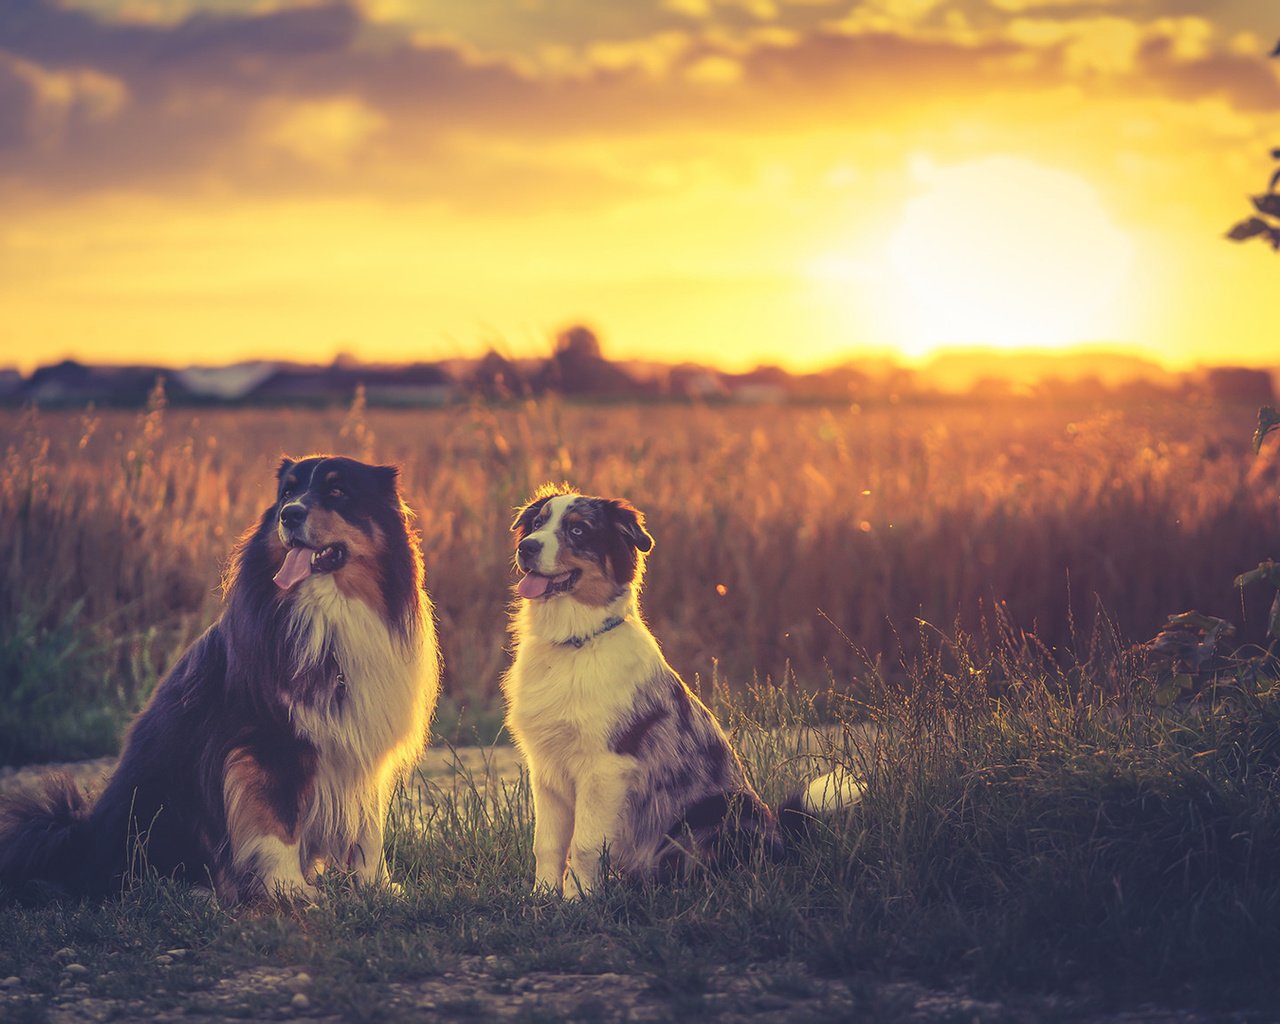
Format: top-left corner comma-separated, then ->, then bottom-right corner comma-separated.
2,390 -> 1277,761
8,391 -> 1280,1018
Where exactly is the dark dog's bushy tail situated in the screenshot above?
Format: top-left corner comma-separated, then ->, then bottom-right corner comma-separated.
0,774 -> 96,898
777,768 -> 864,842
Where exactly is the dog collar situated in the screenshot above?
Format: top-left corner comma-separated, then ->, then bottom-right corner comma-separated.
561,615 -> 627,649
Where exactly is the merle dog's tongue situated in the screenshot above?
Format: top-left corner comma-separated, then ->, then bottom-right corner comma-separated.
517,572 -> 550,599
517,571 -> 574,599
274,547 -> 312,591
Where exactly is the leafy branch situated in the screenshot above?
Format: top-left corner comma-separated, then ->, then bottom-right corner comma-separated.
1225,39 -> 1280,250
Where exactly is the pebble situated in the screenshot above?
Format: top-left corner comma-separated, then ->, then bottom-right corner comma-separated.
165,948 -> 190,959
290,992 -> 311,1010
54,948 -> 76,961
155,955 -> 174,966
287,973 -> 312,992
63,964 -> 89,976
0,976 -> 21,989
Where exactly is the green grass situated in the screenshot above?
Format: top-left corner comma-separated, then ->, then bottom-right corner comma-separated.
4,622 -> 1280,1020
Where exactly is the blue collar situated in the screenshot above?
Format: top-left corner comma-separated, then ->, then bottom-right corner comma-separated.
560,615 -> 627,649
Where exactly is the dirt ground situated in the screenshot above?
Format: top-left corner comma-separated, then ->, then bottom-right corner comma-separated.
0,751 -> 1260,1023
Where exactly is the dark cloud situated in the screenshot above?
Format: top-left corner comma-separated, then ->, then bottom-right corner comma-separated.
0,0 -> 1274,202
733,30 -> 1029,96
1138,37 -> 1280,110
0,57 -> 37,149
0,0 -> 359,68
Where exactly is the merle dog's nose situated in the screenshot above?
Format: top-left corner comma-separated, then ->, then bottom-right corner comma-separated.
280,504 -> 307,530
517,538 -> 541,564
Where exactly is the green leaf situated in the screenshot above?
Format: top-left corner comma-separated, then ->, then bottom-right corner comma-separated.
1227,217 -> 1270,241
1253,407 -> 1280,454
1252,194 -> 1280,218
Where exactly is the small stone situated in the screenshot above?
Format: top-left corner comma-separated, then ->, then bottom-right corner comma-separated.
63,964 -> 89,976
54,948 -> 76,961
0,977 -> 21,989
165,948 -> 189,959
290,992 -> 310,1010
155,955 -> 174,966
291,972 -> 312,989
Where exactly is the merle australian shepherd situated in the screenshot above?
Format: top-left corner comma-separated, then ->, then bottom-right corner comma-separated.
0,455 -> 440,903
502,485 -> 859,898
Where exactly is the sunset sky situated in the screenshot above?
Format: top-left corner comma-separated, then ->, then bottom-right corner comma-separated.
1,0 -> 1277,374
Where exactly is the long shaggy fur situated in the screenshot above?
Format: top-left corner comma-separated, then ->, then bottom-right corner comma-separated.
502,488 -> 859,898
0,455 -> 440,903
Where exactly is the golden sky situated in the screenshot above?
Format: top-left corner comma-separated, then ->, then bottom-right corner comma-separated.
1,0 -> 1278,373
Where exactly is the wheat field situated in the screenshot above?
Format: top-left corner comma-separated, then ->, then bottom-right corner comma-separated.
1,391 -> 1276,762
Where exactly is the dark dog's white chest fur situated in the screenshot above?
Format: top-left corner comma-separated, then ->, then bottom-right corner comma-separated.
287,579 -> 438,865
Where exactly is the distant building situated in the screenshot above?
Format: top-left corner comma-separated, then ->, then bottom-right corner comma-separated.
254,362 -> 454,406
174,362 -> 279,402
667,364 -> 728,400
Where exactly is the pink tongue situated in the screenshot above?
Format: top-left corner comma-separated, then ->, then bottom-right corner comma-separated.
517,571 -> 572,600
273,547 -> 313,591
517,572 -> 550,599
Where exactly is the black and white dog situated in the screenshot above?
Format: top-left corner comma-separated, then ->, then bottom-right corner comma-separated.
503,486 -> 857,897
0,455 -> 439,903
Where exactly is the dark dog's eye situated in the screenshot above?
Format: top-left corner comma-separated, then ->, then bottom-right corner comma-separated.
281,487 -> 295,500
329,486 -> 346,499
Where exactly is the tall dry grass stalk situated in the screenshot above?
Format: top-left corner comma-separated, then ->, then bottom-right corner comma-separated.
1,395 -> 1275,761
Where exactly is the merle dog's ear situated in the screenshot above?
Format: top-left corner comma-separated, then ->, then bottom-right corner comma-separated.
607,499 -> 654,552
511,496 -> 551,540
277,456 -> 295,481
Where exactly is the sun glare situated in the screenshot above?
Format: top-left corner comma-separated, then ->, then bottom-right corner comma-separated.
888,157 -> 1134,358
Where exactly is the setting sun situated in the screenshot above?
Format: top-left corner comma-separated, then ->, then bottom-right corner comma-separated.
1,1 -> 1278,373
887,157 -> 1135,358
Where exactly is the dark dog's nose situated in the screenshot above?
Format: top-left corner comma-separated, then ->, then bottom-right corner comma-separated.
280,504 -> 307,529
517,538 -> 541,565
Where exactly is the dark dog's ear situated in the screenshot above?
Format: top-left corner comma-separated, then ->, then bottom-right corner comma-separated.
277,456 -> 296,481
511,495 -> 552,541
607,499 -> 654,552
373,464 -> 400,494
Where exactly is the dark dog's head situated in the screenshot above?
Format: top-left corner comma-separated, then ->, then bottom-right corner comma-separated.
511,489 -> 654,606
271,455 -> 404,596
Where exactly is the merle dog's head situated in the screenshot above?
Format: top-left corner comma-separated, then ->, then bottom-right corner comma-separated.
270,455 -> 405,597
511,489 -> 654,606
